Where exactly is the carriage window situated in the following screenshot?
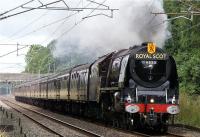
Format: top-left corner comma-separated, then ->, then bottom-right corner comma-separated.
61,78 -> 67,90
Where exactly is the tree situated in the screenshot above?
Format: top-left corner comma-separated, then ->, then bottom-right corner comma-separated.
25,44 -> 54,74
164,1 -> 200,94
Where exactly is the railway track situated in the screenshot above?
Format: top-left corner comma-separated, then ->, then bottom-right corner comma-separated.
109,127 -> 185,137
170,124 -> 200,133
1,98 -> 188,137
1,99 -> 102,137
166,132 -> 186,137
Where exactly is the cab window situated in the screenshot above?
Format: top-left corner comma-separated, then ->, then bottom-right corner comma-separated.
110,57 -> 122,86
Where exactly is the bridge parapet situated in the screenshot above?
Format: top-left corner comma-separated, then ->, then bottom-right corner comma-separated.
0,73 -> 48,94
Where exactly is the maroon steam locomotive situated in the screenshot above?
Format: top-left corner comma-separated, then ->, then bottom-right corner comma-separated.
14,42 -> 179,132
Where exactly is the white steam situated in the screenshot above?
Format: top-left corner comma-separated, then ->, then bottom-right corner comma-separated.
54,0 -> 169,58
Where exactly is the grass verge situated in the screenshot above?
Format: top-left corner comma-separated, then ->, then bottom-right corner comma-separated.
175,92 -> 200,128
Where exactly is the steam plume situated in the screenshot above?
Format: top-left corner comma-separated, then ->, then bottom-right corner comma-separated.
53,0 -> 169,64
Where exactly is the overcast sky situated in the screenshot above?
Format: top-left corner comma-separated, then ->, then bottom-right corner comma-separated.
0,0 -> 167,73
0,0 -> 109,73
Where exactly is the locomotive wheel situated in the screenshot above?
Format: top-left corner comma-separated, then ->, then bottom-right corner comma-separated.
100,101 -> 107,120
155,123 -> 168,133
162,126 -> 168,133
160,124 -> 168,133
99,97 -> 111,122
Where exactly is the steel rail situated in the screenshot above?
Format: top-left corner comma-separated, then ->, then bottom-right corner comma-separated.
1,98 -> 151,137
1,98 -> 188,137
170,124 -> 200,133
166,132 -> 185,137
2,100 -> 64,137
2,99 -> 102,137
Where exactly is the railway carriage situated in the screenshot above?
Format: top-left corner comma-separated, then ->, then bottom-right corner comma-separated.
14,42 -> 179,132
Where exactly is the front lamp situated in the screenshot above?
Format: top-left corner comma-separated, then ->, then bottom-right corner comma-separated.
150,98 -> 154,103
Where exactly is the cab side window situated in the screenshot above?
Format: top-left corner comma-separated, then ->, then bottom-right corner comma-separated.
110,57 -> 122,86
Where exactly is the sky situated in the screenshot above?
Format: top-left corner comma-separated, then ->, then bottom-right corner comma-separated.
0,0 -> 168,73
0,0 -> 118,73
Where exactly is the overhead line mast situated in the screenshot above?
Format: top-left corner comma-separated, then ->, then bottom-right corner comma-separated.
0,43 -> 32,57
0,0 -> 118,21
151,0 -> 200,21
151,12 -> 200,15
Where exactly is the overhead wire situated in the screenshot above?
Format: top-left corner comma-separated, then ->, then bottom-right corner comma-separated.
147,0 -> 157,25
0,0 -> 34,17
9,0 -> 94,41
41,0 -> 84,44
1,0 -> 112,56
0,0 -> 113,72
1,0 -> 63,42
149,0 -> 200,47
0,45 -> 31,58
82,0 -> 109,20
55,0 -> 108,40
0,43 -> 26,46
41,0 -> 91,44
151,0 -> 200,32
140,0 -> 162,33
0,0 -> 63,21
149,0 -> 174,31
0,0 -> 115,21
10,12 -> 80,41
6,10 -> 49,40
1,0 -> 115,45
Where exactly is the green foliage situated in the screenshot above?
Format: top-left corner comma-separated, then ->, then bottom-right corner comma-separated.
178,50 -> 200,94
164,1 -> 200,94
164,0 -> 200,128
24,40 -> 95,73
25,44 -> 54,74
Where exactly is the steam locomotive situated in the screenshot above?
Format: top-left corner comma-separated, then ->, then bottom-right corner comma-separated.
14,42 -> 179,132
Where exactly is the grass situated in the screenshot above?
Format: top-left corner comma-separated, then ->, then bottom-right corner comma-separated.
175,92 -> 200,128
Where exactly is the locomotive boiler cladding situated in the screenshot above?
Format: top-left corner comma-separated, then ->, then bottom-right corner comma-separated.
14,42 -> 179,133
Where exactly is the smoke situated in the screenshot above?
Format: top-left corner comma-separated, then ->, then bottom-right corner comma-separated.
53,0 -> 169,64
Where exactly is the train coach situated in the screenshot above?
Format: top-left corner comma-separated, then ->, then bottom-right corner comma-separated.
14,42 -> 179,132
